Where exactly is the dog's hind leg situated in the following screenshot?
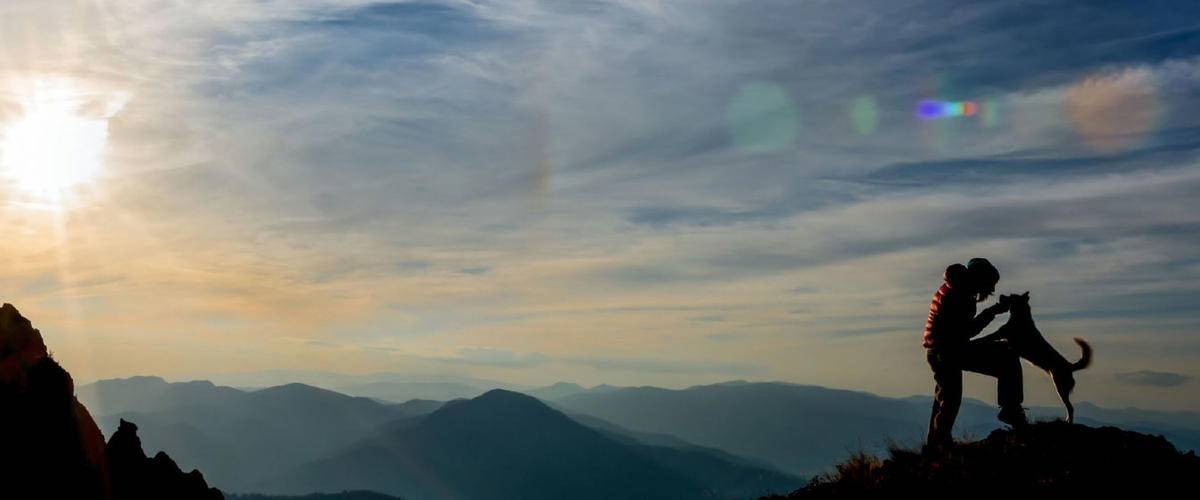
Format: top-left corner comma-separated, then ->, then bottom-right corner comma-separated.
1053,372 -> 1077,423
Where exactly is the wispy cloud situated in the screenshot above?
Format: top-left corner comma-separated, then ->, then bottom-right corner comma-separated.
565,355 -> 768,376
1116,370 -> 1191,388
1,0 -> 1198,410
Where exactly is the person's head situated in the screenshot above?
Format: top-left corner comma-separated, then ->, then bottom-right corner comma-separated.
965,257 -> 1000,302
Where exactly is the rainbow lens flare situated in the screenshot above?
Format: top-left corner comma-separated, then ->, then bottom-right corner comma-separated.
916,99 -> 977,120
1064,68 -> 1161,153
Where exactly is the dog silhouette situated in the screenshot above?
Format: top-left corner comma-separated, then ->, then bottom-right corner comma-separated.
981,292 -> 1092,423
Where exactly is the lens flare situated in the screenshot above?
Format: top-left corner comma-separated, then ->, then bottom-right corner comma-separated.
980,98 -> 1000,128
1064,68 -> 1161,153
916,99 -> 978,120
727,82 -> 798,153
848,95 -> 878,136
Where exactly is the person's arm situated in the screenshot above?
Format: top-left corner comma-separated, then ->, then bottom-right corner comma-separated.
966,302 -> 1008,339
940,290 -> 1005,341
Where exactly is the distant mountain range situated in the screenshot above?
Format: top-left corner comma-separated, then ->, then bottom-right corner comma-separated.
552,380 -> 936,476
260,389 -> 800,499
79,377 -> 800,498
179,371 -> 527,403
78,375 -> 1200,496
79,377 -> 435,492
549,380 -> 1200,477
170,370 -> 621,405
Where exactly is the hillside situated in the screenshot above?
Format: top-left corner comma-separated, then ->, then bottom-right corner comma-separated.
552,380 -> 1200,477
763,421 -> 1200,497
259,389 -> 801,499
553,381 -> 940,475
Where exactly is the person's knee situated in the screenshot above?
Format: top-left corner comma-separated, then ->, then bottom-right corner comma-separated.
937,385 -> 962,405
991,347 -> 1020,373
944,392 -> 962,406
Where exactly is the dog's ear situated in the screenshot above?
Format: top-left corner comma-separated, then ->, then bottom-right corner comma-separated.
1022,291 -> 1030,298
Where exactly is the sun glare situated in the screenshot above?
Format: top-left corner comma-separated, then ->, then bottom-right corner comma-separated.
0,78 -> 124,205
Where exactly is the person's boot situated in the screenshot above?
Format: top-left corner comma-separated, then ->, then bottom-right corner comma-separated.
998,406 -> 1029,427
922,439 -> 953,456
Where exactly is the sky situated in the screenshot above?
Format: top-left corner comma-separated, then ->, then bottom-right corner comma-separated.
1,0 -> 1198,411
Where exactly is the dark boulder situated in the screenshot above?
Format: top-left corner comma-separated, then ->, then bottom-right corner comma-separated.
0,303 -> 222,500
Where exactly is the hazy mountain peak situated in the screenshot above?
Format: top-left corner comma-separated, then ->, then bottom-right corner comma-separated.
104,375 -> 169,385
252,382 -> 345,397
520,382 -> 594,401
177,379 -> 218,388
265,384 -> 737,499
437,388 -> 554,418
707,379 -> 752,387
479,387 -> 529,398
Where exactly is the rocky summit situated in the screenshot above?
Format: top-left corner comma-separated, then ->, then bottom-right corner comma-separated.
0,303 -> 223,500
764,420 -> 1200,497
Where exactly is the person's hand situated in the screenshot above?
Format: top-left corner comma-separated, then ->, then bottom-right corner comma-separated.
985,302 -> 1010,315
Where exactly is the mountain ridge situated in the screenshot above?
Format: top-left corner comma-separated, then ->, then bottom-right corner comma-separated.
80,374 -> 1200,488
258,388 -> 801,499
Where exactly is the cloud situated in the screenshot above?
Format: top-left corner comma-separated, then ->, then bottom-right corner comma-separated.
627,206 -> 762,229
565,356 -> 768,376
1115,370 -> 1191,388
396,260 -> 431,271
304,339 -> 342,348
703,332 -> 741,342
446,347 -> 550,368
2,1 -> 1199,411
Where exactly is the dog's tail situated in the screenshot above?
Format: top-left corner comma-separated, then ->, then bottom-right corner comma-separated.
1072,337 -> 1092,371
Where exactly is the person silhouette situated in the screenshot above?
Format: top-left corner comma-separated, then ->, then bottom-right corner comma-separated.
924,257 -> 1027,451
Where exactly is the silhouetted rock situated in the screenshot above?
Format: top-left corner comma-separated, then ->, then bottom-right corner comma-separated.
0,303 -> 222,500
0,303 -> 111,498
107,419 -> 224,500
82,377 -> 426,491
762,421 -> 1200,497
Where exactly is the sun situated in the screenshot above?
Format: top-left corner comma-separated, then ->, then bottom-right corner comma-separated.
1,78 -> 121,204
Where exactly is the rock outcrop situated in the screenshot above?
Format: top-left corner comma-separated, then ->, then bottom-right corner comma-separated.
0,303 -> 222,500
763,420 -> 1200,497
108,419 -> 224,500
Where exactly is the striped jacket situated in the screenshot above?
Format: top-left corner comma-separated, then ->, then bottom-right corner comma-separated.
923,264 -> 998,349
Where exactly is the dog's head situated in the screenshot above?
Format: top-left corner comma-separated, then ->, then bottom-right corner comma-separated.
999,291 -> 1032,315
